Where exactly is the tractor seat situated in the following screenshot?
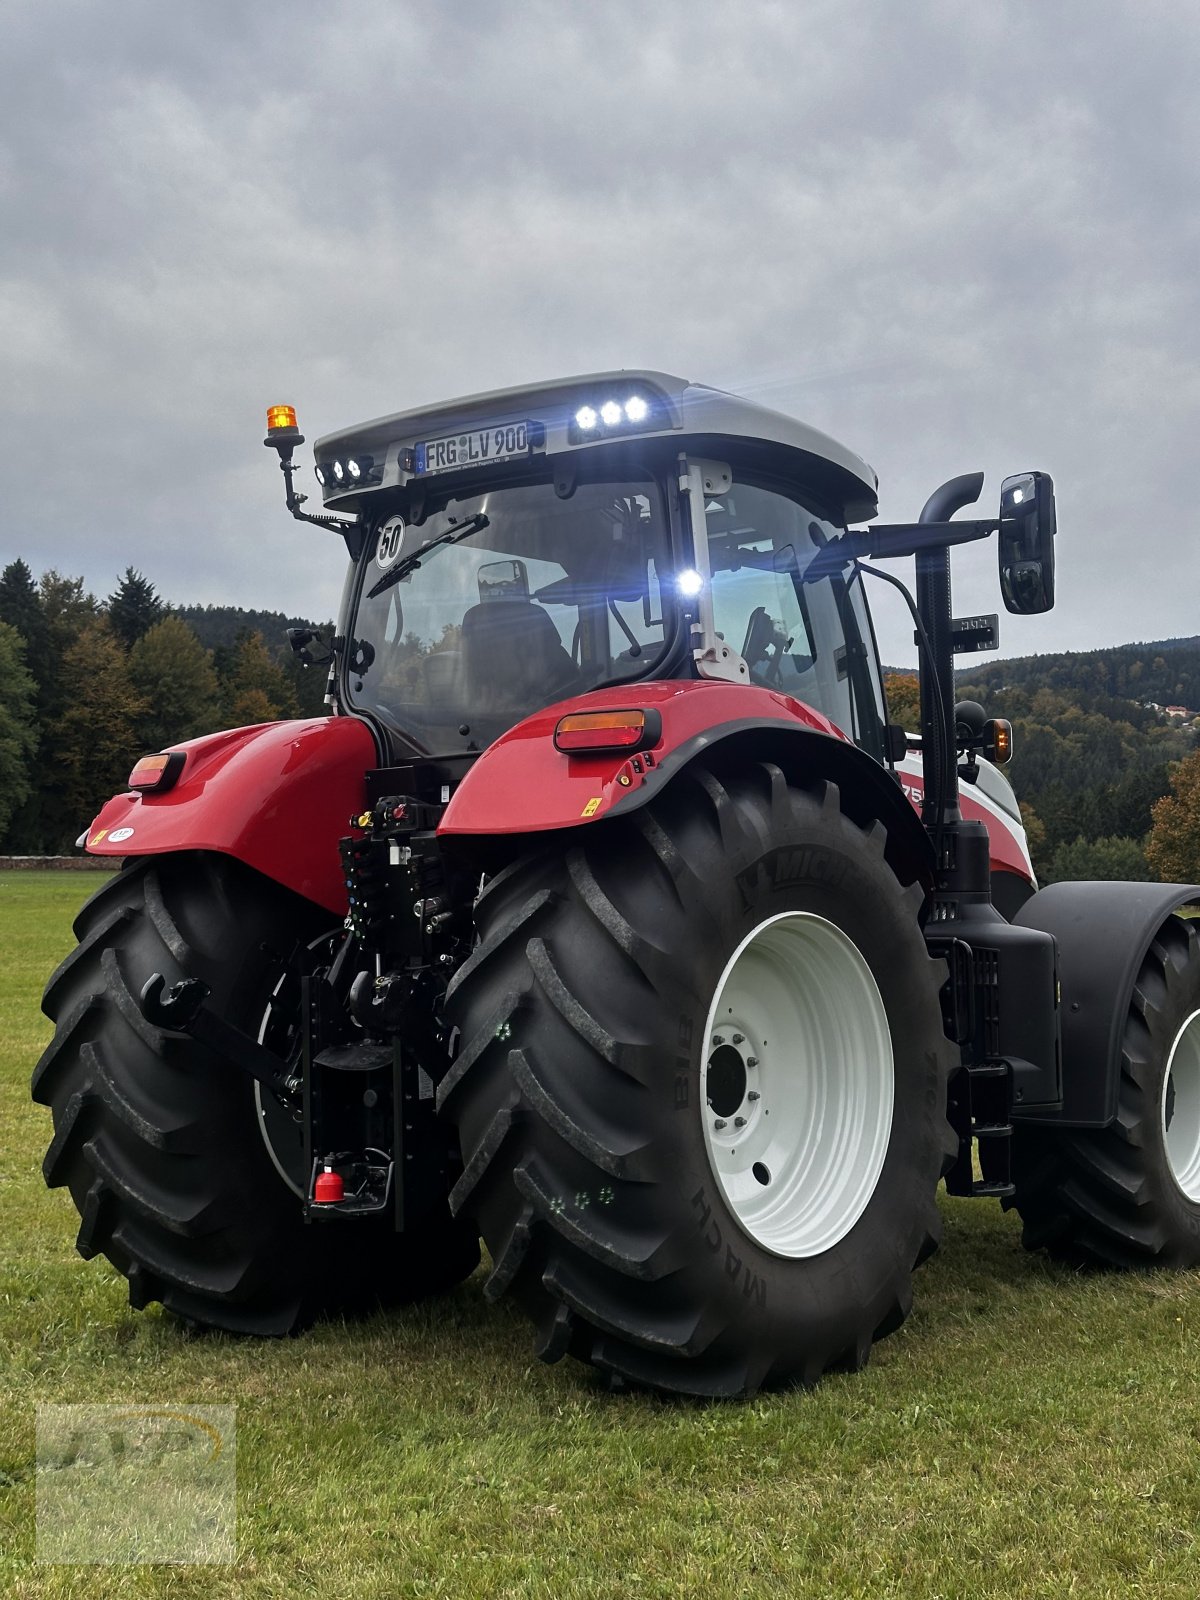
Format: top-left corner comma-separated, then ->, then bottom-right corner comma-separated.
460,600 -> 581,714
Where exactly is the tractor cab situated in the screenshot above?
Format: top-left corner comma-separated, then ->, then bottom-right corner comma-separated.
279,372 -> 891,765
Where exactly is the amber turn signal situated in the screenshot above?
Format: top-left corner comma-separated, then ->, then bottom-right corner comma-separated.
128,751 -> 186,792
984,718 -> 1013,765
554,708 -> 662,754
266,404 -> 298,432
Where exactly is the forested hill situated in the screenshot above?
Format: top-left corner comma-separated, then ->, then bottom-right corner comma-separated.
176,604 -> 335,656
955,636 -> 1200,713
882,637 -> 1200,884
951,639 -> 1200,883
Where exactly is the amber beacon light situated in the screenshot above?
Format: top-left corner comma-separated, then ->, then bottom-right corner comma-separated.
263,405 -> 304,462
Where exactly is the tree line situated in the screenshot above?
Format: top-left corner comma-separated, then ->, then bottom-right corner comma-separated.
2,553 -> 1197,881
0,561 -> 331,854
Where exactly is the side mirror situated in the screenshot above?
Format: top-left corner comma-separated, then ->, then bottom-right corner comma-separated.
998,471 -> 1056,614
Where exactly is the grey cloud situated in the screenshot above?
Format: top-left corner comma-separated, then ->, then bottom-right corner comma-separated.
2,0 -> 1198,663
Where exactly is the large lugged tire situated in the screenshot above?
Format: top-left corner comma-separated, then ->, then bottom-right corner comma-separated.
34,853 -> 479,1333
438,759 -> 957,1397
1007,914 -> 1200,1267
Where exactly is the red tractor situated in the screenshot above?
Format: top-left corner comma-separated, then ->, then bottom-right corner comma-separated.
35,374 -> 1200,1396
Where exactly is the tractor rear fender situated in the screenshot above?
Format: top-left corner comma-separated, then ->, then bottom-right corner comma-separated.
79,717 -> 379,916
438,679 -> 936,892
1014,880 -> 1200,1127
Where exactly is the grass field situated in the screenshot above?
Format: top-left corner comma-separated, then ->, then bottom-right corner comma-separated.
2,869 -> 1199,1597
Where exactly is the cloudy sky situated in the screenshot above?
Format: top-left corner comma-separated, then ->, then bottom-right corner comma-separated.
4,0 -> 1197,667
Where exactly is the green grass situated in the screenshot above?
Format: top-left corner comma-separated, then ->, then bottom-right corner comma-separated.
3,869 -> 1200,1597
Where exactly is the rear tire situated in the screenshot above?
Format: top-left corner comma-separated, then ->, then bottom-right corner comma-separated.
439,759 -> 956,1396
34,853 -> 479,1333
1007,914 -> 1200,1267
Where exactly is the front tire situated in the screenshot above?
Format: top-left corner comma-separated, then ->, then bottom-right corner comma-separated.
1008,914 -> 1200,1267
439,760 -> 956,1397
34,853 -> 479,1333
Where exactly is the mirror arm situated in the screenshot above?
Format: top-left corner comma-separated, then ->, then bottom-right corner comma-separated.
804,518 -> 997,583
852,519 -> 998,559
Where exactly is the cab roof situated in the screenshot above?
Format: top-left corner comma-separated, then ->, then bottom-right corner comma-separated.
312,369 -> 880,522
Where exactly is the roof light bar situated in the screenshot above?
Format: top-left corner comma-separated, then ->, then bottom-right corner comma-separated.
316,454 -> 377,492
569,392 -> 658,444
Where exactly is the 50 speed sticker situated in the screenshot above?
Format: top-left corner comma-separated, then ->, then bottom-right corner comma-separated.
375,515 -> 406,569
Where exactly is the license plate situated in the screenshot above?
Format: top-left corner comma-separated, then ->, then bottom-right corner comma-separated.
414,421 -> 530,474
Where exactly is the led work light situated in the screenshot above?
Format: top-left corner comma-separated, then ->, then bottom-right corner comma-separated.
315,454 -> 376,490
569,393 -> 657,443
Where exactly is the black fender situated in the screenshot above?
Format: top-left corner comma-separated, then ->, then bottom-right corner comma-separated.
1015,879 -> 1200,1127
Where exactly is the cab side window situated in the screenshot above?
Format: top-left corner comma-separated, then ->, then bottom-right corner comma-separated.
703,481 -> 885,758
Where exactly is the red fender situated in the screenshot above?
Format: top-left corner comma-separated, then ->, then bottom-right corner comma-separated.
82,717 -> 377,915
439,679 -> 846,836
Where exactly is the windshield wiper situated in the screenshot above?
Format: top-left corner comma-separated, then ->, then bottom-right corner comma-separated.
366,513 -> 491,600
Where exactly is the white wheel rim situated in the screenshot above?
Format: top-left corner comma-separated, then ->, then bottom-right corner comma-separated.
700,911 -> 894,1259
1163,1007 -> 1200,1202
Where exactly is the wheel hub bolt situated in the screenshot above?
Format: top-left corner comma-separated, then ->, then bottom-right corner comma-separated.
712,1035 -> 724,1048
732,1033 -> 745,1045
747,1090 -> 760,1102
734,1116 -> 747,1128
746,1057 -> 758,1069
713,1118 -> 727,1130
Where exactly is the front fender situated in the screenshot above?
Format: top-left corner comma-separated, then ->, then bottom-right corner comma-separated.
439,680 -> 934,889
83,717 -> 377,915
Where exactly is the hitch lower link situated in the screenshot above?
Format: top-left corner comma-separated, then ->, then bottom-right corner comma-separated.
139,973 -> 296,1093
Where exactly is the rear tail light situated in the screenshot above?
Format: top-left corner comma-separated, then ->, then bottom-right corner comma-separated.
128,751 -> 186,792
553,709 -> 661,754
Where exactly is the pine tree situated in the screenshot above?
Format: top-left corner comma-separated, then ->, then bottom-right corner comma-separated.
107,567 -> 166,650
130,616 -> 223,751
0,622 -> 38,845
219,631 -> 299,726
0,559 -> 47,647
